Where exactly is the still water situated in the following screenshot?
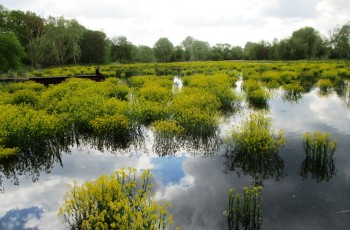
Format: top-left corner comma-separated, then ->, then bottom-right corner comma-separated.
0,86 -> 350,230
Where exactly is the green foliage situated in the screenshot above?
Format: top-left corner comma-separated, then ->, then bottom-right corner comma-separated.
171,88 -> 220,136
0,104 -> 67,151
0,146 -> 19,159
0,32 -> 25,73
225,186 -> 262,229
59,168 -> 174,230
231,112 -> 286,156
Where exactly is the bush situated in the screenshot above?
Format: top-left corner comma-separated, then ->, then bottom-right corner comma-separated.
59,168 -> 174,230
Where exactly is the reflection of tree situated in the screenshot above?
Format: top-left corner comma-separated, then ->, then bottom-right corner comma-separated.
282,90 -> 303,103
83,127 -> 145,154
0,138 -> 71,192
224,151 -> 284,186
153,133 -> 219,157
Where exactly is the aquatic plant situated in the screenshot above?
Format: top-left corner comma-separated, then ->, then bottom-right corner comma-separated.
242,80 -> 271,108
231,112 -> 286,156
152,120 -> 184,156
59,168 -> 174,230
225,186 -> 262,230
302,131 -> 337,158
300,131 -> 337,182
282,82 -> 304,102
317,79 -> 334,95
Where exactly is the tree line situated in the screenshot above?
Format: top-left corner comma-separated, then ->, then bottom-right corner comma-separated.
0,4 -> 349,73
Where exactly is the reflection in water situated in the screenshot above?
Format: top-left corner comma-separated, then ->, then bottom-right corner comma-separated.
224,150 -> 284,186
299,131 -> 337,183
0,139 -> 70,192
0,206 -> 43,230
153,133 -> 220,157
299,155 -> 336,183
82,127 -> 145,154
282,90 -> 303,103
173,75 -> 183,94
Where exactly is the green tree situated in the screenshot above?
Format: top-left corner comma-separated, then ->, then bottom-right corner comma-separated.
171,45 -> 185,62
111,35 -> 134,63
153,37 -> 174,62
243,42 -> 258,60
211,43 -> 232,60
290,27 -> 321,59
80,30 -> 107,64
39,17 -> 86,66
0,32 -> 25,73
0,9 -> 44,67
181,36 -> 194,61
230,46 -> 243,60
332,23 -> 350,59
190,39 -> 210,61
136,45 -> 155,63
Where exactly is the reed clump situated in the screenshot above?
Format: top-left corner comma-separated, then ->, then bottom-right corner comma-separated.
225,186 -> 262,230
302,131 -> 337,159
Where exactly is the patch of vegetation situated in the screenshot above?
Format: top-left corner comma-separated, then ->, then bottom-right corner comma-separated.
225,186 -> 262,230
59,168 -> 174,230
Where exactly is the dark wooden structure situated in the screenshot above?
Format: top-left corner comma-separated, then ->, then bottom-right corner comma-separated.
0,75 -> 105,86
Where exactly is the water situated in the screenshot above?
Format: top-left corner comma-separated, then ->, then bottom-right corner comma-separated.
1,86 -> 350,230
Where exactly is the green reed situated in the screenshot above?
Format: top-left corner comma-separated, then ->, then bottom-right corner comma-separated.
226,186 -> 262,230
302,131 -> 337,160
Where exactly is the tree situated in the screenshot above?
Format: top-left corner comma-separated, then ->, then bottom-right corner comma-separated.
243,42 -> 258,60
230,46 -> 243,60
39,17 -> 86,66
111,35 -> 134,63
331,23 -> 350,59
80,30 -> 107,64
211,43 -> 232,60
153,37 -> 174,62
181,36 -> 194,61
136,45 -> 155,63
171,45 -> 185,62
190,39 -> 210,61
290,27 -> 321,59
0,32 -> 25,73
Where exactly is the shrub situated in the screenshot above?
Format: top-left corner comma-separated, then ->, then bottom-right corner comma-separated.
59,168 -> 174,230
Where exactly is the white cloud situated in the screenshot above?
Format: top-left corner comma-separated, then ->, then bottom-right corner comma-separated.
1,0 -> 349,46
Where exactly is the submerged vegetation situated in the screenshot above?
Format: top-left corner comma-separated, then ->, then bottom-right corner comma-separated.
225,186 -> 263,230
59,168 -> 174,229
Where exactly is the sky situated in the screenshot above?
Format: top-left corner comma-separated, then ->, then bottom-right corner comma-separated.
1,0 -> 350,47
